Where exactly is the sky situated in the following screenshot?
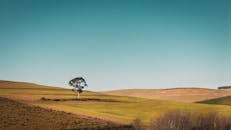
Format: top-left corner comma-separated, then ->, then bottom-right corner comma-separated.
0,0 -> 231,91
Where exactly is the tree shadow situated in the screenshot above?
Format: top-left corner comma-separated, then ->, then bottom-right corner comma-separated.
40,97 -> 121,102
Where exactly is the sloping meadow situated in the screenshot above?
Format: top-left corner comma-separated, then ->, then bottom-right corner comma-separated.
1,80 -> 231,128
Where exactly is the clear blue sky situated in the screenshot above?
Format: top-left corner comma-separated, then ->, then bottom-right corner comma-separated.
0,0 -> 231,90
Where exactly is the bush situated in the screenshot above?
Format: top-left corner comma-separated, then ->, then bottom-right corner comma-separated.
150,111 -> 231,130
150,111 -> 190,130
40,97 -> 47,101
132,118 -> 143,130
192,113 -> 231,130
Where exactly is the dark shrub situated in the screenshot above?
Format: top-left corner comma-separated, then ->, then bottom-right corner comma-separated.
132,118 -> 143,130
40,97 -> 47,101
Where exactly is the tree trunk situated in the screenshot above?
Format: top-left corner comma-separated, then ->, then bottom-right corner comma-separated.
77,91 -> 80,99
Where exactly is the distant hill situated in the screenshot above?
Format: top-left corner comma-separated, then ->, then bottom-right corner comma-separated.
1,80 -> 231,127
197,96 -> 231,106
103,88 -> 231,102
0,80 -> 63,89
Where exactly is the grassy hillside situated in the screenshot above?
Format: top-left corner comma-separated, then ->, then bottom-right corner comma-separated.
1,80 -> 231,127
197,96 -> 231,106
0,97 -> 129,130
104,88 -> 231,102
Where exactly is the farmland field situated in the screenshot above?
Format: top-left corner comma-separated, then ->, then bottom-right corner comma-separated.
104,88 -> 231,102
0,80 -> 231,128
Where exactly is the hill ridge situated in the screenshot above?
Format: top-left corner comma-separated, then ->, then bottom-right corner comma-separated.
104,88 -> 231,102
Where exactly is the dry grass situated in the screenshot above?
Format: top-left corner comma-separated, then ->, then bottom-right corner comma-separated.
1,80 -> 231,128
104,88 -> 231,102
150,110 -> 231,130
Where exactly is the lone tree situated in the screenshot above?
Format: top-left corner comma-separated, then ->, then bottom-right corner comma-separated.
69,77 -> 87,99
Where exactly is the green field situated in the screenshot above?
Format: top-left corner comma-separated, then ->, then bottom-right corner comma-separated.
1,80 -> 231,127
197,96 -> 231,106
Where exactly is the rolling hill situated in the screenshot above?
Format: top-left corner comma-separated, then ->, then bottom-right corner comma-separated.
103,88 -> 231,102
1,80 -> 231,128
197,95 -> 231,106
0,97 -> 128,130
